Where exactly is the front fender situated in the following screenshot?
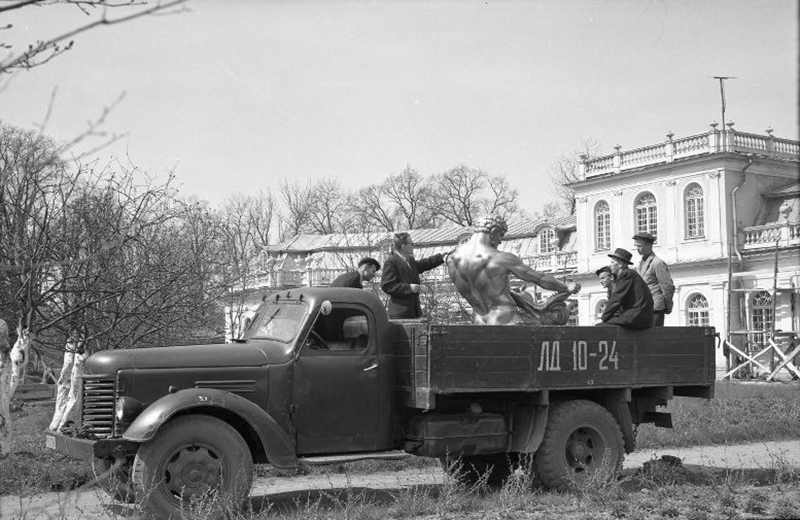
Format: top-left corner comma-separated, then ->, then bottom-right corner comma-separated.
122,388 -> 297,468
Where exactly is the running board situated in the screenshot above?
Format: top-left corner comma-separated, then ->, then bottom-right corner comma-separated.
299,450 -> 410,466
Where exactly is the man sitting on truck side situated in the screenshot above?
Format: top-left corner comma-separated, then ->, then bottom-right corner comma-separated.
446,215 -> 580,325
599,248 -> 654,329
596,265 -> 615,298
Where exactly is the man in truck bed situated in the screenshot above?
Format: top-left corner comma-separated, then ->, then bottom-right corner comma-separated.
446,214 -> 580,325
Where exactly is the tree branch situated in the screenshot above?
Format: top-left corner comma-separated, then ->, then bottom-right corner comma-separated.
0,0 -> 189,74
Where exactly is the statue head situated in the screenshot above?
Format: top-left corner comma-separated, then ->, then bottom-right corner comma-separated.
475,215 -> 508,247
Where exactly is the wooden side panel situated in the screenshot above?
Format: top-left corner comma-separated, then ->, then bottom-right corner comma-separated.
395,323 -> 715,406
635,327 -> 715,385
530,326 -> 636,388
428,325 -> 532,390
391,322 -> 433,408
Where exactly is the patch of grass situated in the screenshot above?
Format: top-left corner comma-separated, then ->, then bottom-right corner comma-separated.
0,405 -> 93,495
636,381 -> 800,449
772,494 -> 800,519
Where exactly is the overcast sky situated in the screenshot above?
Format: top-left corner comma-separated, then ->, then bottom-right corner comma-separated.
1,0 -> 797,218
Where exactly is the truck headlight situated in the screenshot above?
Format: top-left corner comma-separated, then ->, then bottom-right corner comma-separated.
114,396 -> 143,423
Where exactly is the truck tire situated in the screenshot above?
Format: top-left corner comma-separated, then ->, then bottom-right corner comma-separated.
131,415 -> 254,520
93,456 -> 135,503
533,400 -> 623,491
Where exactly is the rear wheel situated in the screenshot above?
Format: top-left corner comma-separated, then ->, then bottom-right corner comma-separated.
131,415 -> 254,520
533,400 -> 623,491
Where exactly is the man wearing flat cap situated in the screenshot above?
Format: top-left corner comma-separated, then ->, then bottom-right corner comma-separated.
599,248 -> 654,329
331,257 -> 381,289
632,232 -> 674,327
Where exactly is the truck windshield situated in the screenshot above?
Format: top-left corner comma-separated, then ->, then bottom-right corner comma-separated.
248,303 -> 308,343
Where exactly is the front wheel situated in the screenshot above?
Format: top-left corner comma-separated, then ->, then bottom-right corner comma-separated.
533,400 -> 623,491
131,415 -> 254,520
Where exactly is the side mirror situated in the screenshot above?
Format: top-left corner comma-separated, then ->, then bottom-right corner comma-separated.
320,300 -> 332,316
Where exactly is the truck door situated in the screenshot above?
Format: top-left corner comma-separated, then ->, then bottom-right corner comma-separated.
291,304 -> 385,454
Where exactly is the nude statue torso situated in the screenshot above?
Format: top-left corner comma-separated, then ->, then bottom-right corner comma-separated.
446,233 -> 525,325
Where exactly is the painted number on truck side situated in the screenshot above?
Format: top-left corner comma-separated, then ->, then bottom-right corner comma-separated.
537,340 -> 619,372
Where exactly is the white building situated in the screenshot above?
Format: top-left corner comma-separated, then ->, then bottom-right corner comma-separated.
568,124 -> 800,379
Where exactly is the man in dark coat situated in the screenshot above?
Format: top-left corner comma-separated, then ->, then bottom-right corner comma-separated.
331,257 -> 380,289
381,232 -> 446,319
599,248 -> 654,329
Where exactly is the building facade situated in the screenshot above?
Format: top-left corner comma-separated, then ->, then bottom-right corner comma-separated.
569,124 -> 800,379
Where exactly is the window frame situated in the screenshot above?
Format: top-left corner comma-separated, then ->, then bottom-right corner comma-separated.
634,191 -> 658,240
684,183 -> 706,240
686,293 -> 710,327
594,200 -> 611,251
538,227 -> 556,254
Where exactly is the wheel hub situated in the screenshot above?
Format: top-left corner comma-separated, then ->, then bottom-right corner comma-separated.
165,446 -> 221,497
566,427 -> 599,469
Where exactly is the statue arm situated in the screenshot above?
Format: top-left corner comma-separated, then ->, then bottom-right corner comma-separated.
500,253 -> 577,293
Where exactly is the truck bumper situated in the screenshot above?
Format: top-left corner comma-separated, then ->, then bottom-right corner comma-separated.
44,431 -> 139,460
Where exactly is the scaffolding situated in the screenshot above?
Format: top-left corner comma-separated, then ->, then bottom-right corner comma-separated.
724,240 -> 800,380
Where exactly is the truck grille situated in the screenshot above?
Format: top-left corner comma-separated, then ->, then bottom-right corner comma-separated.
81,377 -> 116,438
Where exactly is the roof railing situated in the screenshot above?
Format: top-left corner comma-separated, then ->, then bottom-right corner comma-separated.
580,124 -> 800,179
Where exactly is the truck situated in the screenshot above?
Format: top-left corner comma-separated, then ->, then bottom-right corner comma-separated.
45,287 -> 716,519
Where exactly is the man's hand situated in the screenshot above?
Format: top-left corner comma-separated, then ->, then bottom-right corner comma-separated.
409,284 -> 421,294
566,282 -> 581,294
665,302 -> 673,314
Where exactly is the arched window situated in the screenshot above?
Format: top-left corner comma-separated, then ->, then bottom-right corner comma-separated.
751,291 -> 774,348
538,228 -> 556,254
686,293 -> 710,326
635,192 -> 658,239
685,183 -> 705,239
595,299 -> 607,322
568,301 -> 579,326
594,200 -> 611,251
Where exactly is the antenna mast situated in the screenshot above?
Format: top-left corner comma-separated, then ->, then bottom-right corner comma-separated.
712,76 -> 737,128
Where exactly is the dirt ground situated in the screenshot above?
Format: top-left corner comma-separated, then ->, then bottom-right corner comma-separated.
2,440 -> 798,520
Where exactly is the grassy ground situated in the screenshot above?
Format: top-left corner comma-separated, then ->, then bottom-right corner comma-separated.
2,381 -> 799,519
635,380 -> 800,449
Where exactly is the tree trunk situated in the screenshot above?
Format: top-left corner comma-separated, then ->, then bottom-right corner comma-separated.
0,319 -> 10,457
8,328 -> 30,400
59,350 -> 86,431
49,345 -> 76,431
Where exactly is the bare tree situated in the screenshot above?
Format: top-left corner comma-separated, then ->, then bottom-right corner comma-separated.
347,184 -> 396,232
430,165 -> 519,227
308,178 -> 348,234
547,139 -> 601,216
0,0 -> 190,76
279,178 -> 315,239
218,191 -> 276,340
384,165 -> 437,229
480,174 -> 519,218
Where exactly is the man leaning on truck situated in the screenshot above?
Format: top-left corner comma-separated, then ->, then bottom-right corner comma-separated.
381,232 -> 446,319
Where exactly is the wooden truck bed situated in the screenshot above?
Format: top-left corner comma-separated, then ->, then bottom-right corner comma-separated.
391,323 -> 717,409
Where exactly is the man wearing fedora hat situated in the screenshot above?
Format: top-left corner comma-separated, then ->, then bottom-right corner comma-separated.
632,232 -> 674,327
331,257 -> 381,289
599,247 -> 654,329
